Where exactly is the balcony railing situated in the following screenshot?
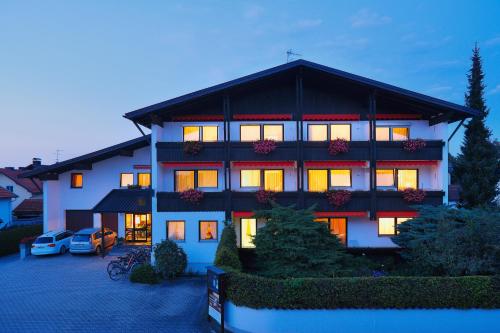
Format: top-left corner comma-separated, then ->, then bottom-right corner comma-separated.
302,141 -> 370,161
156,142 -> 225,162
157,191 -> 227,211
376,140 -> 444,160
231,191 -> 299,211
376,190 -> 444,211
230,142 -> 297,161
303,191 -> 371,211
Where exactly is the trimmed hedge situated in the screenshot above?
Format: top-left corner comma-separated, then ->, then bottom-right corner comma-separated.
0,225 -> 42,256
214,224 -> 242,271
225,271 -> 500,309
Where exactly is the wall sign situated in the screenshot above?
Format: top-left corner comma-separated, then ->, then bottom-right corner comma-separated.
207,266 -> 226,332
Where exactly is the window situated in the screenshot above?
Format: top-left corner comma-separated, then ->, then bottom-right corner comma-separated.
330,170 -> 351,187
120,173 -> 134,187
376,126 -> 409,141
138,173 -> 151,187
183,126 -> 200,141
167,221 -> 185,241
308,169 -> 328,192
263,125 -> 283,141
183,126 -> 218,142
240,125 -> 261,142
314,217 -> 347,245
6,185 -> 13,192
308,124 -> 328,141
200,221 -> 218,241
175,171 -> 195,192
397,169 -> 417,190
241,218 -> 256,248
376,169 -> 395,187
378,217 -> 410,236
198,170 -> 218,188
330,124 -> 351,141
202,126 -> 218,142
240,170 -> 261,187
71,173 -> 83,188
263,170 -> 283,191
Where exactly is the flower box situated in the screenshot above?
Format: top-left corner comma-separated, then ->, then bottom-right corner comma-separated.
328,139 -> 350,155
402,188 -> 426,203
179,189 -> 204,204
325,190 -> 352,208
253,140 -> 277,155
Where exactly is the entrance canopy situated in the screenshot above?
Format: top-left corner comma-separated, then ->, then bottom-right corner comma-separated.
93,189 -> 152,214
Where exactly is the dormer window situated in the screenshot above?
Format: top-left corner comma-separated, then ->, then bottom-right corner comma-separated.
183,126 -> 218,142
71,173 -> 83,188
240,124 -> 284,142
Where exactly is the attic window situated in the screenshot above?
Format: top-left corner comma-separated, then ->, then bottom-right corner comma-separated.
71,173 -> 83,188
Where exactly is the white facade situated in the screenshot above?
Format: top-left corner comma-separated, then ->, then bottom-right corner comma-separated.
0,198 -> 13,229
0,174 -> 33,209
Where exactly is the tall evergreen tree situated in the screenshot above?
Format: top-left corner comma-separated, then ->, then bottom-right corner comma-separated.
453,44 -> 499,207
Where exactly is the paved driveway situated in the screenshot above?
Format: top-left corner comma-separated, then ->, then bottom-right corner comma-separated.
0,253 -> 211,333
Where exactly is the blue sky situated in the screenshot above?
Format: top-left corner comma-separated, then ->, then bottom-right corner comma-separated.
1,0 -> 499,166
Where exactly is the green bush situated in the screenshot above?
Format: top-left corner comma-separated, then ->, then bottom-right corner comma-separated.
214,224 -> 242,271
130,264 -> 159,284
0,225 -> 42,256
154,240 -> 187,279
225,271 -> 499,309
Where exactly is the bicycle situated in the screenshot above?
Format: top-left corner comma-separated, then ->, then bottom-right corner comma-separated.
107,247 -> 151,281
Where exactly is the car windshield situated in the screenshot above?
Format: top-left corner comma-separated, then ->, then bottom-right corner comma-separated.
73,234 -> 90,242
35,237 -> 53,244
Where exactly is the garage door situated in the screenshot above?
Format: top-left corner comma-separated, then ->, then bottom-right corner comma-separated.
65,210 -> 93,232
102,213 -> 118,233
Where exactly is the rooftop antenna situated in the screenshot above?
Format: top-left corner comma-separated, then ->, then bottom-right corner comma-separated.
55,149 -> 63,163
286,49 -> 302,63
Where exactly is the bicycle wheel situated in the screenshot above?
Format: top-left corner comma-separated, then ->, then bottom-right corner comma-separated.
107,260 -> 121,276
108,263 -> 125,281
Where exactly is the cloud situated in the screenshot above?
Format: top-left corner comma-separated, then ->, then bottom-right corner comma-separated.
484,36 -> 500,46
350,8 -> 391,28
244,5 -> 264,19
488,84 -> 500,95
296,18 -> 323,29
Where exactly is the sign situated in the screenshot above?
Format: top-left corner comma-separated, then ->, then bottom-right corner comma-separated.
207,266 -> 226,332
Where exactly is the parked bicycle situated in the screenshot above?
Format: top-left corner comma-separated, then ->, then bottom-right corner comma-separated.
107,247 -> 151,281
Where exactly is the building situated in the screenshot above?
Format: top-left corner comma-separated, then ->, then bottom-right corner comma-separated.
0,187 -> 17,229
21,60 -> 479,271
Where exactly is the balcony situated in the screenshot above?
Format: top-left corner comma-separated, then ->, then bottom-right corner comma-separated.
302,141 -> 370,161
157,191 -> 227,211
303,191 -> 371,211
231,191 -> 299,211
376,190 -> 444,211
376,140 -> 444,161
156,142 -> 225,162
230,142 -> 297,161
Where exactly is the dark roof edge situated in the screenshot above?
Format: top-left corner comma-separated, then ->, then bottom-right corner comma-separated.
20,135 -> 150,179
123,59 -> 481,122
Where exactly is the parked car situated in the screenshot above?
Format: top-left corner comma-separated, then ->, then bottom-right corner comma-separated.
70,228 -> 117,255
31,230 -> 74,256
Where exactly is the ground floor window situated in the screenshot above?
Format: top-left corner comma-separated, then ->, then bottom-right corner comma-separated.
314,217 -> 347,245
241,218 -> 257,248
199,221 -> 218,241
378,217 -> 410,236
167,220 -> 185,241
125,213 -> 151,242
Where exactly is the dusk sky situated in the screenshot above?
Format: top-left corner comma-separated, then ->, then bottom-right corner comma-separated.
1,0 -> 499,167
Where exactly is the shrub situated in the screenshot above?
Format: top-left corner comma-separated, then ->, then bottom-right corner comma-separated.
0,225 -> 42,256
214,224 -> 242,271
154,240 -> 187,279
225,271 -> 499,309
130,264 -> 160,284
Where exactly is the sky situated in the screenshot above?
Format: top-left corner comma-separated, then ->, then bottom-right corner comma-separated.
1,0 -> 499,167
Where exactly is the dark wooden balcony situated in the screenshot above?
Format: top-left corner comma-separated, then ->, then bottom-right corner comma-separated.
376,190 -> 444,211
303,191 -> 371,211
302,141 -> 370,161
230,142 -> 297,161
376,140 -> 444,160
157,191 -> 227,211
156,142 -> 225,162
231,191 -> 299,211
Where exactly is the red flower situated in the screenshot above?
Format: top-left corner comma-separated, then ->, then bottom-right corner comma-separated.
328,139 -> 350,155
402,188 -> 426,203
183,141 -> 203,155
179,189 -> 204,204
253,139 -> 277,154
325,190 -> 352,208
403,139 -> 426,153
256,190 -> 276,204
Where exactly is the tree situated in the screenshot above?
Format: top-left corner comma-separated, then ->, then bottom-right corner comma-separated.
252,204 -> 348,278
214,223 -> 242,271
392,205 -> 500,276
453,44 -> 500,207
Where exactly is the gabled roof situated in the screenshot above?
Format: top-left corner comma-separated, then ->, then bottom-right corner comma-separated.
20,135 -> 150,179
0,169 -> 42,194
13,199 -> 43,215
93,189 -> 152,213
124,59 -> 481,127
0,187 -> 17,199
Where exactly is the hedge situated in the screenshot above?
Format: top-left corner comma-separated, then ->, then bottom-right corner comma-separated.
214,224 -> 242,271
225,271 -> 500,309
0,225 -> 42,256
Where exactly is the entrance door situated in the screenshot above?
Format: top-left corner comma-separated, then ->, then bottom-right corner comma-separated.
125,213 -> 151,243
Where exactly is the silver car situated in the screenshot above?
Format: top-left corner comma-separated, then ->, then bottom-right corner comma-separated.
70,228 -> 117,255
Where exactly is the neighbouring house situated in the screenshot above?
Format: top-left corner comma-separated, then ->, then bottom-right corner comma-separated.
0,187 -> 17,229
20,60 -> 479,272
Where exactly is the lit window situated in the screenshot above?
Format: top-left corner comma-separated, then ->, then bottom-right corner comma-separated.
308,169 -> 328,192
330,170 -> 351,187
120,173 -> 134,187
396,217 -> 410,235
314,218 -> 329,224
376,127 -> 390,141
378,218 -> 396,236
183,126 -> 200,141
308,124 -> 328,141
240,125 -> 261,141
241,170 -> 261,187
376,169 -> 395,187
200,221 -> 218,241
241,218 -> 256,248
392,127 -> 409,141
330,124 -> 351,141
167,221 -> 185,241
198,170 -> 218,188
330,218 -> 347,245
264,170 -> 283,192
71,173 -> 83,188
138,173 -> 151,187
202,126 -> 218,142
397,169 -> 417,190
175,171 -> 195,192
263,125 -> 283,141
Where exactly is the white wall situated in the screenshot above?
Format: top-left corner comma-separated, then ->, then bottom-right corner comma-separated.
43,180 -> 61,232
0,199 -> 12,228
347,217 -> 397,248
0,174 -> 32,209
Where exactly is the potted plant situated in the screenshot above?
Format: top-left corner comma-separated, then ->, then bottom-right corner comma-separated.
183,141 -> 203,155
179,189 -> 204,204
256,189 -> 276,204
402,188 -> 426,203
328,139 -> 350,155
253,139 -> 277,154
325,190 -> 352,208
403,138 -> 426,152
